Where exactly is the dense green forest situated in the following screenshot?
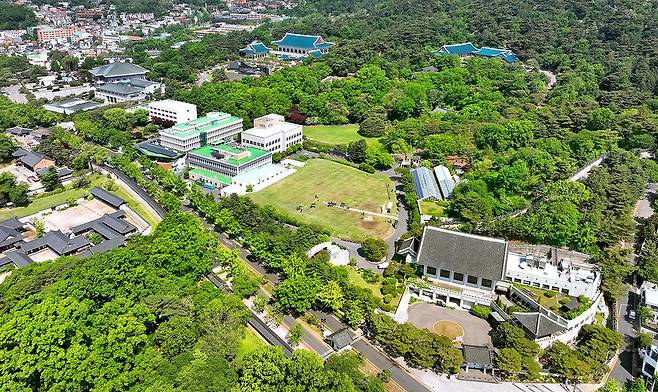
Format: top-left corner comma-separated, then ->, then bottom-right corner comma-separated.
0,213 -> 385,391
0,2 -> 37,30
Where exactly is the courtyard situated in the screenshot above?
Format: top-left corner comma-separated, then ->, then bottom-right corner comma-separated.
406,302 -> 492,346
249,159 -> 396,241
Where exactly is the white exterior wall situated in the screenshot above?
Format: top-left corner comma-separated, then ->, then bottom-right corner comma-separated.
241,114 -> 303,153
642,346 -> 658,377
505,269 -> 601,299
159,120 -> 242,152
148,100 -> 197,124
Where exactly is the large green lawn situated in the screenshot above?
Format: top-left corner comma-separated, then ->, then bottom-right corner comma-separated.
249,159 -> 396,241
0,174 -> 105,221
0,174 -> 160,228
305,124 -> 379,146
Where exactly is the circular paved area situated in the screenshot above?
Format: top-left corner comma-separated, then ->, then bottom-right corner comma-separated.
407,302 -> 492,346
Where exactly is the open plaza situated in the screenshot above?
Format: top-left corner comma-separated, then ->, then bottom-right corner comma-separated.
249,159 -> 397,241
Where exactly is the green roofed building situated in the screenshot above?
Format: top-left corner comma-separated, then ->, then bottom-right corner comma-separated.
159,112 -> 243,152
187,143 -> 272,187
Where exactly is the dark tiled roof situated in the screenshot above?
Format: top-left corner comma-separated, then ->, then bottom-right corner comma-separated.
12,148 -> 28,158
90,62 -> 148,78
20,230 -> 90,255
416,226 -> 508,281
90,187 -> 125,208
0,251 -> 33,268
513,312 -> 566,339
0,217 -> 24,230
137,142 -> 181,159
90,236 -> 126,254
396,236 -> 418,255
19,151 -> 50,169
5,126 -> 31,136
70,212 -> 136,240
463,345 -> 492,366
325,328 -> 353,350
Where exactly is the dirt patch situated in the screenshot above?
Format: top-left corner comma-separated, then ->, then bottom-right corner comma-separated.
433,320 -> 464,340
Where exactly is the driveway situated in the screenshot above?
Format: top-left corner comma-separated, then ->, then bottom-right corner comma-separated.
407,302 -> 492,346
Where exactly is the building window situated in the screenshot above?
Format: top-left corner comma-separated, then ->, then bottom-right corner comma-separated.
645,362 -> 656,376
467,275 -> 478,285
453,273 -> 464,282
426,266 -> 437,276
440,269 -> 450,278
481,279 -> 493,288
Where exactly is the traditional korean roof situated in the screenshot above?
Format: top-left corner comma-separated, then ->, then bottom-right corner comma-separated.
0,251 -> 33,268
475,47 -> 517,63
240,41 -> 271,55
90,187 -> 125,208
325,328 -> 354,351
306,49 -> 323,59
433,42 -> 478,56
272,33 -> 334,51
513,312 -> 567,339
89,62 -> 148,78
463,345 -> 493,367
433,42 -> 517,63
20,230 -> 90,255
416,226 -> 508,282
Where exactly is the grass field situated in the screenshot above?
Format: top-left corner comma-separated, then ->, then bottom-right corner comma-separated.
250,159 -> 396,241
419,200 -> 448,217
0,174 -> 105,221
304,124 -> 379,146
433,320 -> 464,340
237,328 -> 266,359
0,174 -> 160,228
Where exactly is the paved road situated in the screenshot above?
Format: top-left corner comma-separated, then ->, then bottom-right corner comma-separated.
310,308 -> 432,392
102,165 -> 167,218
610,287 -> 637,383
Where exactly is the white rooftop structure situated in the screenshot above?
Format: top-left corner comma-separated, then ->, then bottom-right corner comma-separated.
241,114 -> 303,153
505,245 -> 600,299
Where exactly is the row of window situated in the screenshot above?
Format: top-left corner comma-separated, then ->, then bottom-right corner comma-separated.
507,277 -> 570,294
424,266 -> 493,288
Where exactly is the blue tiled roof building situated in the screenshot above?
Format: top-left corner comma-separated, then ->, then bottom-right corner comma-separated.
433,42 -> 518,63
272,33 -> 335,59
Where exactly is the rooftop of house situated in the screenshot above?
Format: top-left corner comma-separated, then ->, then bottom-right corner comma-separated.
20,230 -> 90,255
416,226 -> 508,282
89,61 -> 148,78
5,126 -> 32,136
462,345 -> 493,367
240,41 -> 271,54
70,211 -> 136,240
272,33 -> 335,50
325,328 -> 354,350
190,144 -> 270,166
433,42 -> 517,63
162,112 -> 242,138
90,187 -> 126,209
13,148 -> 52,169
513,311 -> 567,339
96,80 -> 150,95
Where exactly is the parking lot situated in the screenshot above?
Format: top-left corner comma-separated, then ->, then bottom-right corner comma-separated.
406,302 -> 492,346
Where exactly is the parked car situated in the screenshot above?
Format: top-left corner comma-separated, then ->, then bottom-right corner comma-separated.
629,309 -> 636,320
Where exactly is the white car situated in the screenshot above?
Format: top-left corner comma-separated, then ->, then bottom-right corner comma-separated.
629,309 -> 636,320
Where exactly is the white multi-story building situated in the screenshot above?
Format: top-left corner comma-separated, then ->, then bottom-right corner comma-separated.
240,114 -> 303,153
148,100 -> 197,125
158,112 -> 243,152
642,345 -> 658,377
